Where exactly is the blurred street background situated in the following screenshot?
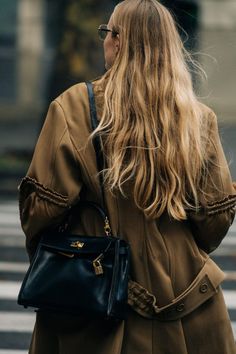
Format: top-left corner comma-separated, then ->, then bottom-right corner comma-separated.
0,0 -> 235,353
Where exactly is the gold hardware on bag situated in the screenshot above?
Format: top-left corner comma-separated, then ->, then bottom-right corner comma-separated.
104,217 -> 111,236
70,241 -> 85,249
93,259 -> 104,275
58,252 -> 74,258
92,253 -> 104,275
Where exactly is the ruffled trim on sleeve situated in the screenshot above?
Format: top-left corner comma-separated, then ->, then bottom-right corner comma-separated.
205,194 -> 236,216
186,192 -> 236,217
18,176 -> 69,209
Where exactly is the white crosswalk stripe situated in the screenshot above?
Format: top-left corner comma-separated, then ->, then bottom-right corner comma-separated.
0,312 -> 35,332
0,263 -> 28,273
0,201 -> 235,351
0,351 -> 28,354
0,281 -> 22,300
223,290 -> 236,309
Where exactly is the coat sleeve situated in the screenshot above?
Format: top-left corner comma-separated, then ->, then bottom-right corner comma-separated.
19,100 -> 83,258
188,110 -> 236,253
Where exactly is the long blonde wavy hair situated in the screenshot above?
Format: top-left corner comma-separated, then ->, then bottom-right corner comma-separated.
93,0 -> 208,220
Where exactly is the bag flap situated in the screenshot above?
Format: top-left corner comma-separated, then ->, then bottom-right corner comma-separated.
39,233 -> 128,255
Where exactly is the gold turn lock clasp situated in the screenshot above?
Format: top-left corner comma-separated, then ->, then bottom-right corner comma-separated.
70,241 -> 85,249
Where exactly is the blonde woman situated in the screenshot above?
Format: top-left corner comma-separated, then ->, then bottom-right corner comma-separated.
19,0 -> 236,353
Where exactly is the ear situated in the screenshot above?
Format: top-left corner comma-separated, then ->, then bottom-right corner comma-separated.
115,34 -> 120,54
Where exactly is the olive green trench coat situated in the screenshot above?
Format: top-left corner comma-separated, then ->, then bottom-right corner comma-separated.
19,79 -> 236,354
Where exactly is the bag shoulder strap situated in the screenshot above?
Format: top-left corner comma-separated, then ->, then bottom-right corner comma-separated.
85,82 -> 111,235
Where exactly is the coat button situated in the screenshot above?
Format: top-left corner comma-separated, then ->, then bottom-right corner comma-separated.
176,303 -> 185,312
200,283 -> 208,293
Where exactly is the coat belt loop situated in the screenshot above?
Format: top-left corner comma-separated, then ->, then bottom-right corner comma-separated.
128,258 -> 225,321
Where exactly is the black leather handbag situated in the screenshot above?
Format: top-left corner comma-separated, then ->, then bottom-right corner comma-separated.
17,82 -> 131,320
